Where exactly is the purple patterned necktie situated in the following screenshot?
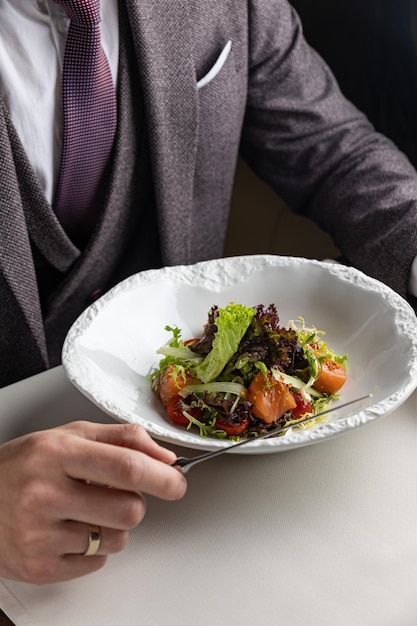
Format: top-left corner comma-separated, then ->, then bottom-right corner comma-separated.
53,0 -> 117,247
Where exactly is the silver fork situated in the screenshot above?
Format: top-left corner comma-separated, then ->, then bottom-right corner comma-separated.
171,394 -> 371,473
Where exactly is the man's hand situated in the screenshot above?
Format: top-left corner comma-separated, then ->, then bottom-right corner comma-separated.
0,422 -> 187,584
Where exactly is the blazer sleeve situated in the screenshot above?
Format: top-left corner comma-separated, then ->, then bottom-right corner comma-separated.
240,0 -> 417,302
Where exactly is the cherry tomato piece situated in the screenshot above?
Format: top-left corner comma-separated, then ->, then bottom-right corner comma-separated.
166,396 -> 202,426
184,338 -> 199,346
216,417 -> 250,436
166,397 -> 189,426
291,393 -> 313,420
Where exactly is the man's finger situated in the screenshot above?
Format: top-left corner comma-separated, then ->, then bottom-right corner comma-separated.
60,434 -> 187,500
48,482 -> 148,531
60,421 -> 177,464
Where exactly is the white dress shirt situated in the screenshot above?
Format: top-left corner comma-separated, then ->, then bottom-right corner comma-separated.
0,0 -> 118,205
0,0 -> 416,299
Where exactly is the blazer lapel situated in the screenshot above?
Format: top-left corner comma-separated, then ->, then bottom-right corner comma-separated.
0,104 -> 48,369
124,0 -> 198,264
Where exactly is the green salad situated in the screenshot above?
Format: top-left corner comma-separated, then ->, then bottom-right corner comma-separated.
150,303 -> 347,439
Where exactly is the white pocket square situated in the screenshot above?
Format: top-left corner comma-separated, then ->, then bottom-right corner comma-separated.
197,40 -> 232,89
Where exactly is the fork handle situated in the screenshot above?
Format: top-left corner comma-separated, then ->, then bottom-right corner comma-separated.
170,445 -> 238,473
170,457 -> 190,469
170,456 -> 201,474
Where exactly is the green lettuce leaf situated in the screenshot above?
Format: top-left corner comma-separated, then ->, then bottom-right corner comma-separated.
195,303 -> 255,383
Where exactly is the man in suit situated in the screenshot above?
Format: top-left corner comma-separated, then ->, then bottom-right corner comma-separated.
0,0 -> 416,584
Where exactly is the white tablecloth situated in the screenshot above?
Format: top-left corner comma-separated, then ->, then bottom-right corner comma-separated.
0,366 -> 416,626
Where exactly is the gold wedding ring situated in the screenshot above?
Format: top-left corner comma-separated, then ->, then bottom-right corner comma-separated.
84,524 -> 101,556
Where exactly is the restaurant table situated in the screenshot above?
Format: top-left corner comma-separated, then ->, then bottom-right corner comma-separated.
0,365 -> 416,626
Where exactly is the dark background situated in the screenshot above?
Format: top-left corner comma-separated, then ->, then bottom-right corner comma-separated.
291,0 -> 417,166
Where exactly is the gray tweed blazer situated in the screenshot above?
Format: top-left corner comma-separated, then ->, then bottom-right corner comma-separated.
1,0 -> 417,387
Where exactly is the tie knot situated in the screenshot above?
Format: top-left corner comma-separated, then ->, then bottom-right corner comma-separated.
53,0 -> 100,26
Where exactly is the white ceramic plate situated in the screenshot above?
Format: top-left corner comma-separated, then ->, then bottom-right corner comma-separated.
62,255 -> 417,453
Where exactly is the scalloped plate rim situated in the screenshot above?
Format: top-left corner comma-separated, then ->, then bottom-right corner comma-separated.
62,255 -> 417,454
